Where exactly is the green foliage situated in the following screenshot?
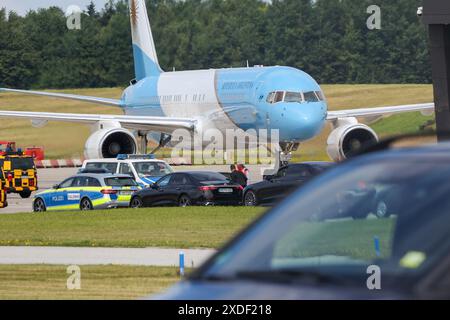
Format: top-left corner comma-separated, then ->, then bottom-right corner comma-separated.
0,0 -> 431,89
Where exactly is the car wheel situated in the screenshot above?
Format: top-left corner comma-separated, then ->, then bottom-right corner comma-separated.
375,200 -> 390,218
80,198 -> 93,211
178,195 -> 191,207
244,190 -> 258,206
20,190 -> 32,199
33,198 -> 46,212
130,196 -> 143,209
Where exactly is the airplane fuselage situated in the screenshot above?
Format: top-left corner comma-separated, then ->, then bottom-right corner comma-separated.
121,66 -> 328,143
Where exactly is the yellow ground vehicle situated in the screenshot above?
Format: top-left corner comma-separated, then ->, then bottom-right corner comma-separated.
0,153 -> 38,198
0,179 -> 7,208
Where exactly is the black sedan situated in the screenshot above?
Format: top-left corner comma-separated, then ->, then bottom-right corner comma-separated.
243,162 -> 334,206
130,171 -> 242,207
155,142 -> 450,300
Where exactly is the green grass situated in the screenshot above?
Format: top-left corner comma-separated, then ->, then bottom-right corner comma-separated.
0,84 -> 435,160
0,265 -> 182,300
371,112 -> 434,137
275,218 -> 396,261
0,207 -> 265,248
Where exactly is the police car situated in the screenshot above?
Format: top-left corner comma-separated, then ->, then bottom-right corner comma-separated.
32,173 -> 140,212
81,154 -> 173,188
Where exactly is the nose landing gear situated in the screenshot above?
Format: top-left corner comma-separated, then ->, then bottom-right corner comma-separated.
279,142 -> 300,166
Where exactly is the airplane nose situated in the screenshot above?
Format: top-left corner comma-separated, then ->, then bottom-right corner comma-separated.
279,103 -> 327,141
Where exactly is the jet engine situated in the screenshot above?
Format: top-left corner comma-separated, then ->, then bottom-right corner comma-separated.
84,127 -> 137,159
327,120 -> 378,162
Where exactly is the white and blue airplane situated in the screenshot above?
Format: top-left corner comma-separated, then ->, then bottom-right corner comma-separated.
0,0 -> 435,161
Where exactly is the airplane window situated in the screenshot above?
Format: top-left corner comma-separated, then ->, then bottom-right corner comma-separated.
304,91 -> 319,102
266,92 -> 275,104
274,91 -> 284,103
284,92 -> 303,103
315,91 -> 325,101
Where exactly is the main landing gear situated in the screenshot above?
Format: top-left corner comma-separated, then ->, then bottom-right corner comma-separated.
137,131 -> 172,155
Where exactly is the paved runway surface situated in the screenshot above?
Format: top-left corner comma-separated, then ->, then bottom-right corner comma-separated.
1,164 -> 270,214
0,246 -> 216,267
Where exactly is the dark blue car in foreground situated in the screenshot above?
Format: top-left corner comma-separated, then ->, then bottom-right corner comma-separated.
156,142 -> 450,300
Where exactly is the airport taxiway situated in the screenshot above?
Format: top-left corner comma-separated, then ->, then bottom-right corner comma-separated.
0,246 -> 216,267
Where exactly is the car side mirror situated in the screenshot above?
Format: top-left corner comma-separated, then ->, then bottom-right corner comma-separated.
53,184 -> 60,189
151,183 -> 158,190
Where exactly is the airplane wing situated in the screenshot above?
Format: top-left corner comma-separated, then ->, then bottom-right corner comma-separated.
327,103 -> 435,120
0,88 -> 122,107
0,110 -> 196,134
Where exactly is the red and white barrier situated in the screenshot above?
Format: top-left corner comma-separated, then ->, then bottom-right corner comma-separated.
35,157 -> 192,169
35,159 -> 84,169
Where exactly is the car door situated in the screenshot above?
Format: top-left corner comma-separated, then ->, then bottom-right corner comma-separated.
266,165 -> 313,205
257,167 -> 288,205
46,177 -> 75,208
143,174 -> 173,207
169,174 -> 193,205
85,177 -> 103,203
285,165 -> 313,190
66,177 -> 84,208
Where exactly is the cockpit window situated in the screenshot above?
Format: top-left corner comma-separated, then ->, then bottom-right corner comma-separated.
315,91 -> 325,101
266,91 -> 284,104
267,90 -> 324,104
284,92 -> 303,103
274,91 -> 284,103
266,92 -> 276,104
303,91 -> 319,103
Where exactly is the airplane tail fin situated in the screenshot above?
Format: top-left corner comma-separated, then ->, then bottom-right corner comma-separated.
129,0 -> 162,80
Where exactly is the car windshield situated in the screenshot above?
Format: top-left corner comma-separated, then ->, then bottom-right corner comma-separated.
104,177 -> 137,187
201,156 -> 450,288
10,157 -> 34,170
133,162 -> 173,178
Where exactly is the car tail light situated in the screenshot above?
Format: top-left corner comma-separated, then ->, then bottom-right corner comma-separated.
237,185 -> 244,191
7,174 -> 13,182
101,189 -> 118,195
198,186 -> 218,191
29,179 -> 35,187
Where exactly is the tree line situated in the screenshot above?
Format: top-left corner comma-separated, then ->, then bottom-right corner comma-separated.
0,0 -> 431,89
